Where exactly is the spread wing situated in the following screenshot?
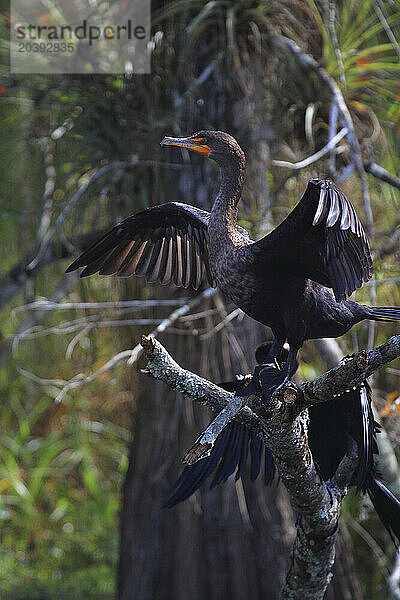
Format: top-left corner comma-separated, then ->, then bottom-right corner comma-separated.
66,202 -> 215,290
251,179 -> 373,301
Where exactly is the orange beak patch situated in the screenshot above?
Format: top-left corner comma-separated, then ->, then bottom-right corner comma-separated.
160,136 -> 211,156
188,144 -> 211,156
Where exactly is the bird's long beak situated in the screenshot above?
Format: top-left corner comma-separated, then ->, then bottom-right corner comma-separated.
160,135 -> 211,156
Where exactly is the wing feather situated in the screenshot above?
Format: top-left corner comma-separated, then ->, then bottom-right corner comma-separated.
183,231 -> 192,288
99,241 -> 136,275
173,234 -> 181,286
117,239 -> 145,276
145,238 -> 164,283
161,236 -> 174,285
132,240 -> 153,277
81,249 -> 115,277
66,202 -> 215,290
121,240 -> 148,277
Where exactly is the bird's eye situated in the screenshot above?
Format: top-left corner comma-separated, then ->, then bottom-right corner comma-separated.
190,137 -> 207,144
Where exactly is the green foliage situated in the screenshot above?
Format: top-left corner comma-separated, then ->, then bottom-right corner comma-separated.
309,0 -> 400,134
0,369 -> 129,599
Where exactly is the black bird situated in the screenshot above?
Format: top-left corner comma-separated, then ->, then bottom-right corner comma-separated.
66,131 -> 400,382
164,344 -> 400,545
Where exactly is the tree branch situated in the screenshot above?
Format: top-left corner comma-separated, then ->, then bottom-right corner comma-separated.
140,335 -> 261,433
15,288 -> 218,402
271,127 -> 348,170
365,161 -> 400,192
140,334 -> 400,600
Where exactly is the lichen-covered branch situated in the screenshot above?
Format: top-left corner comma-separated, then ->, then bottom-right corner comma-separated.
273,336 -> 400,414
140,336 -> 262,434
140,334 -> 400,600
183,391 -> 251,465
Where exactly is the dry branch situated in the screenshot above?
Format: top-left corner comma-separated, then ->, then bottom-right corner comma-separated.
365,161 -> 400,192
271,127 -> 347,170
15,288 -> 217,402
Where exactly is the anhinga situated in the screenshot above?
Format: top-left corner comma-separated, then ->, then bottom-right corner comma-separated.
66,130 -> 400,384
164,343 -> 400,545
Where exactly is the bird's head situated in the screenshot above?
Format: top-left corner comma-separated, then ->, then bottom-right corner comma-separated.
160,130 -> 245,166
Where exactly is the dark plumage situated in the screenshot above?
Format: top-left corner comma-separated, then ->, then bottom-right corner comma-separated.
164,345 -> 400,544
66,130 -> 400,381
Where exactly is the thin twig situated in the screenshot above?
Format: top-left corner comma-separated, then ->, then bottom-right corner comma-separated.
364,277 -> 400,287
348,519 -> 389,575
328,97 -> 339,175
12,317 -> 163,344
11,298 -> 188,321
271,127 -> 347,170
179,308 -> 219,322
200,307 -> 243,339
365,161 -> 400,191
18,288 -> 218,402
328,2 -> 346,87
36,135 -> 56,243
66,326 -> 91,360
126,287 -> 217,365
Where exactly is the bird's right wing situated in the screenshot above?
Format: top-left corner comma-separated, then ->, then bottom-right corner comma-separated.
66,202 -> 215,289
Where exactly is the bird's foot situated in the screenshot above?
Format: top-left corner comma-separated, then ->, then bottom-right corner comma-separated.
234,363 -> 277,399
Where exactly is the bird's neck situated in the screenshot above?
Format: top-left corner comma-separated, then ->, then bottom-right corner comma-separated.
211,154 -> 246,232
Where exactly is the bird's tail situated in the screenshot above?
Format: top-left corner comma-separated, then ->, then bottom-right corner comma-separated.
163,421 -> 275,508
367,477 -> 400,544
368,306 -> 400,322
163,364 -> 286,508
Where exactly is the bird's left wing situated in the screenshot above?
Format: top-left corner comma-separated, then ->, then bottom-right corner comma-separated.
251,179 -> 373,301
66,202 -> 215,289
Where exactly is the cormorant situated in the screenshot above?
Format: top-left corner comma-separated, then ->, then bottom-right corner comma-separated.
66,131 -> 400,382
164,343 -> 400,544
